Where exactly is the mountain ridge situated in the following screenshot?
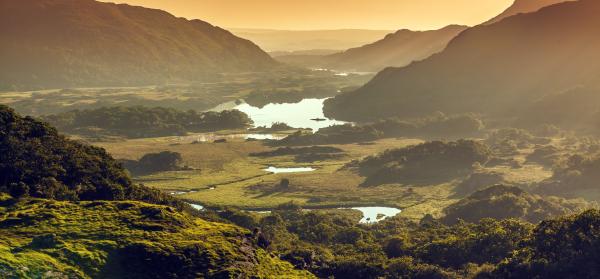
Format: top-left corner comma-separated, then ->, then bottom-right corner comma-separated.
324,0 -> 600,121
484,0 -> 576,25
0,0 -> 278,90
276,25 -> 467,73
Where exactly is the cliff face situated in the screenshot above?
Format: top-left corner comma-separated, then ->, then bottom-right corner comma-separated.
325,0 -> 600,121
0,0 -> 278,90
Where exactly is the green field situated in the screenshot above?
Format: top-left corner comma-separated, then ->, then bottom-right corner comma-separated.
95,133 -> 554,220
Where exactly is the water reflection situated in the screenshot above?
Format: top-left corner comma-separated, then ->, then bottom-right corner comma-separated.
211,98 -> 345,131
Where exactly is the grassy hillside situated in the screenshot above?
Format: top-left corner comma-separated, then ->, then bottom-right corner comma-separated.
0,194 -> 312,278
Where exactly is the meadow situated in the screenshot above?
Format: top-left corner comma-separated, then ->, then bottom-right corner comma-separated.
95,132 -> 554,220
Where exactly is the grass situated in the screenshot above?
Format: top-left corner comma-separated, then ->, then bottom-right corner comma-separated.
97,135 -> 463,219
95,133 -> 561,221
0,195 -> 313,278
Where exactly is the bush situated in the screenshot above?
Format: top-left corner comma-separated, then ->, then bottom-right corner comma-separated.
120,151 -> 184,176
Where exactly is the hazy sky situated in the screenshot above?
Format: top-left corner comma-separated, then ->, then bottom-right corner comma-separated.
103,0 -> 514,30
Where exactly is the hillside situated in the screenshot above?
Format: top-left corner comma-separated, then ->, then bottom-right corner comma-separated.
442,185 -> 586,224
484,0 -> 576,25
0,195 -> 312,278
278,25 -> 467,73
324,0 -> 600,121
0,105 -> 188,209
0,0 -> 278,90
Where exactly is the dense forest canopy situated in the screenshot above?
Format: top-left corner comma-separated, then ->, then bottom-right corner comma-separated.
0,105 -> 181,207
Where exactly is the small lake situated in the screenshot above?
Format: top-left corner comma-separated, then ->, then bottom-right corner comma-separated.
184,201 -> 400,224
212,98 -> 346,131
188,203 -> 204,210
175,133 -> 286,143
347,207 -> 402,224
263,166 -> 316,173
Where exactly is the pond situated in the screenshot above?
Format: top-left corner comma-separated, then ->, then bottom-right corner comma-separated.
175,133 -> 286,143
347,207 -> 402,224
263,166 -> 316,173
188,203 -> 204,211
211,98 -> 346,131
184,201 -> 400,224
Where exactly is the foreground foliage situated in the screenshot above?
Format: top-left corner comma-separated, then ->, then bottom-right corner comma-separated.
0,105 -> 182,208
0,194 -> 311,278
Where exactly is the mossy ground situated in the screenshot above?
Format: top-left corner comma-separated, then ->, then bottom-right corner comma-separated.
0,195 -> 313,278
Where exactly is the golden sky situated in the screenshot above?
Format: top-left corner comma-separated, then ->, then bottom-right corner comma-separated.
103,0 -> 514,30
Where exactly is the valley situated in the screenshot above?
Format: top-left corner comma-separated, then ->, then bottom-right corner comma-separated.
3,0 -> 600,278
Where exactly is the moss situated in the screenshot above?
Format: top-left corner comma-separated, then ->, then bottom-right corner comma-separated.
0,198 -> 314,278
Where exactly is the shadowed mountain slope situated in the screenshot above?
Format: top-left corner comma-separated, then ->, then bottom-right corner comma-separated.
0,0 -> 278,90
325,0 -> 600,121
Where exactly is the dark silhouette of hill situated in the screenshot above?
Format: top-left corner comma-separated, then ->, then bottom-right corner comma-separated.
276,25 -> 467,73
324,0 -> 600,121
484,0 -> 575,25
0,0 -> 278,90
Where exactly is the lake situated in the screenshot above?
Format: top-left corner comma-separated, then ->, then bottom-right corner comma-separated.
185,201 -> 400,224
211,98 -> 346,131
263,166 -> 316,173
348,207 -> 402,224
175,133 -> 286,143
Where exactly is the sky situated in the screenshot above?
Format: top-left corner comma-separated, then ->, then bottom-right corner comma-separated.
102,0 -> 514,30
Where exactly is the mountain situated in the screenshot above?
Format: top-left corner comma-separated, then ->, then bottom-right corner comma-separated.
324,25 -> 468,72
324,0 -> 600,122
484,0 -> 576,25
231,28 -> 393,52
0,0 -> 278,90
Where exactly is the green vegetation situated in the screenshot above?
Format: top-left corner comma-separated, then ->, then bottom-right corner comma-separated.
278,113 -> 485,146
120,151 -> 190,176
0,105 -> 184,209
0,196 -> 312,278
488,209 -> 600,278
208,202 -> 600,278
44,106 -> 252,139
349,140 -> 491,186
251,146 -> 346,163
536,153 -> 600,197
442,185 -> 589,224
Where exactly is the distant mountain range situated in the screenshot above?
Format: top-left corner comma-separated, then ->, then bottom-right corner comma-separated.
276,25 -> 467,73
0,0 -> 278,90
324,0 -> 600,122
230,28 -> 393,52
484,0 -> 576,25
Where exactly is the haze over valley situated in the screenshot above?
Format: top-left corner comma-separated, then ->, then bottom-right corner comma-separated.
2,0 -> 600,278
